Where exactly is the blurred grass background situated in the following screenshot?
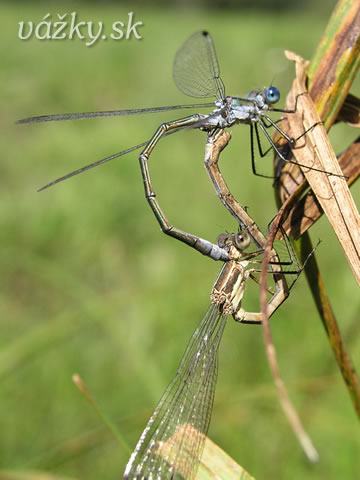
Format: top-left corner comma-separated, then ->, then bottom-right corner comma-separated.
2,1 -> 360,479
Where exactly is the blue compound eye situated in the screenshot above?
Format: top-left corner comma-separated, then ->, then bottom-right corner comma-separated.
265,86 -> 280,104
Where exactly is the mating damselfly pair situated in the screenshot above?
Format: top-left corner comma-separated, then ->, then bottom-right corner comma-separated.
122,129 -> 318,480
17,30 -> 308,257
18,31 -> 319,479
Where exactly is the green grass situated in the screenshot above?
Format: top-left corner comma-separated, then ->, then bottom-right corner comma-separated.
2,1 -> 360,479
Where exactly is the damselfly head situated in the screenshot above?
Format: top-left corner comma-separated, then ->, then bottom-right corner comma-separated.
246,86 -> 280,107
216,231 -> 251,253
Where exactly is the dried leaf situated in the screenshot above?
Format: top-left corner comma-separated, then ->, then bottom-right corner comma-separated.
284,50 -> 360,286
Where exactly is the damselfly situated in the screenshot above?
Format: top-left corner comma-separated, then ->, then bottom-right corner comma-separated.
123,224 -> 305,480
18,31 -> 296,190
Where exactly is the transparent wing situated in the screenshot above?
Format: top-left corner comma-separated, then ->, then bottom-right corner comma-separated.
123,304 -> 227,480
16,103 -> 215,124
173,31 -> 225,101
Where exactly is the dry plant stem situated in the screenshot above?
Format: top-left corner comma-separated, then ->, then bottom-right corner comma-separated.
285,50 -> 360,286
260,193 -> 319,463
277,55 -> 360,419
278,0 -> 360,235
281,138 -> 360,239
278,0 -> 360,420
205,129 -> 319,463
